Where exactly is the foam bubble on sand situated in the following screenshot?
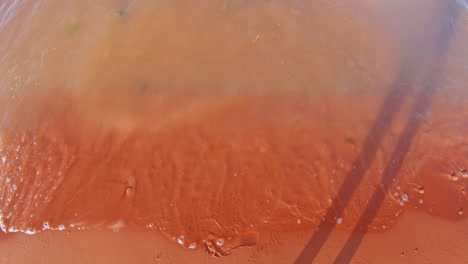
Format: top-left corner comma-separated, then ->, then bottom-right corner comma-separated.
108,220 -> 125,232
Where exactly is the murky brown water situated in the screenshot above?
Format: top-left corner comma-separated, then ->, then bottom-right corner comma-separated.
0,0 -> 467,261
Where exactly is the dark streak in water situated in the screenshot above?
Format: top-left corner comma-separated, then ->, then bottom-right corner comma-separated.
114,0 -> 137,20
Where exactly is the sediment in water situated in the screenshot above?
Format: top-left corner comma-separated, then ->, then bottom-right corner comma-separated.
0,88 -> 466,255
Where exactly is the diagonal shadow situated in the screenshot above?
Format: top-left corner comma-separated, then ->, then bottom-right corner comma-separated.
292,52 -> 416,264
333,3 -> 460,263
294,2 -> 461,264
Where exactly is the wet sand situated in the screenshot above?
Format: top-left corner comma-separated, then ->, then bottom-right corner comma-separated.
1,211 -> 468,263
1,0 -> 468,263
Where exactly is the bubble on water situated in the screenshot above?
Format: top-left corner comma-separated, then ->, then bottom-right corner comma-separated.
417,187 -> 425,194
336,217 -> 343,224
58,225 -> 65,231
188,243 -> 197,249
43,222 -> 50,230
12,185 -> 17,191
125,185 -> 133,196
178,235 -> 184,245
402,194 -> 409,202
393,192 -> 399,197
108,220 -> 125,232
216,239 -> 224,246
458,208 -> 463,216
297,218 -> 302,224
0,217 -> 6,232
1,157 -> 6,164
460,170 -> 468,179
419,198 -> 424,204
450,173 -> 459,181
24,228 -> 37,235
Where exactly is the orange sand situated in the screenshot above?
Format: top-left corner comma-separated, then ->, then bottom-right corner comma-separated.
0,0 -> 467,262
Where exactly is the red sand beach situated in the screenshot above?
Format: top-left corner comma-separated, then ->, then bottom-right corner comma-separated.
0,0 -> 467,263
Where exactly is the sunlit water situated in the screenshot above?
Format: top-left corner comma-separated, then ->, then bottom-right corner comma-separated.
0,0 -> 467,256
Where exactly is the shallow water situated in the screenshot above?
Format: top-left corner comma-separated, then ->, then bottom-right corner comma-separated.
0,0 -> 467,259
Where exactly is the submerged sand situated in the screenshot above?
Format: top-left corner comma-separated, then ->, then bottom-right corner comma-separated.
0,0 -> 467,262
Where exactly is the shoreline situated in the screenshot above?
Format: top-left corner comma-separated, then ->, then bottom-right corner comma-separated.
0,211 -> 466,263
1,90 -> 467,256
